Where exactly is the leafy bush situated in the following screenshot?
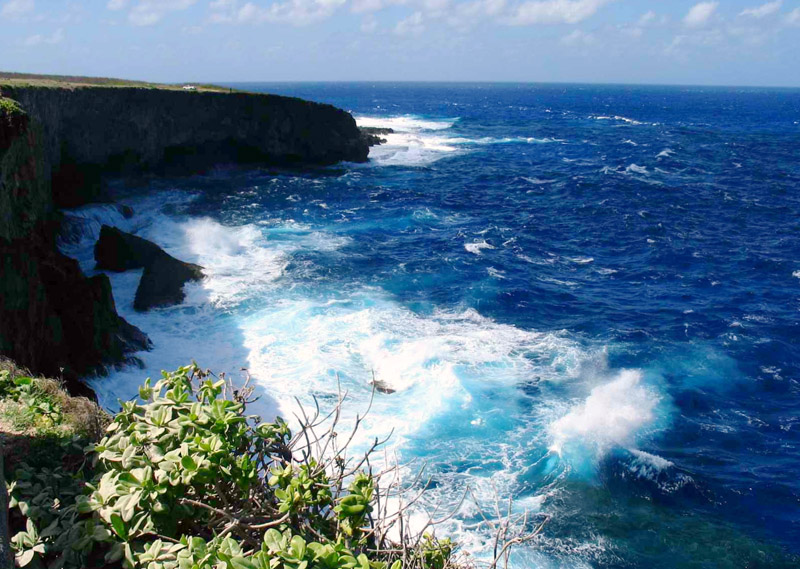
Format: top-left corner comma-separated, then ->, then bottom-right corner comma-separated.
0,364 -> 107,444
0,97 -> 25,123
5,365 -> 459,569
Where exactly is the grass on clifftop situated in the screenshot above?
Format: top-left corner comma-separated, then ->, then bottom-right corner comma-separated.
0,71 -> 240,93
0,359 -> 108,470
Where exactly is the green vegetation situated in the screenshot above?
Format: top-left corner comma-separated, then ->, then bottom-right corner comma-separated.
0,97 -> 25,120
0,360 -> 107,469
2,364 -> 462,569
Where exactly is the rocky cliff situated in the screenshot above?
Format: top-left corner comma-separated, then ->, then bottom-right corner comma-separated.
0,84 -> 369,393
2,85 -> 369,207
1,95 -> 150,395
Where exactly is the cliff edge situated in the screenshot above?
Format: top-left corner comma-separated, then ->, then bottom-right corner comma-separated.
2,84 -> 369,207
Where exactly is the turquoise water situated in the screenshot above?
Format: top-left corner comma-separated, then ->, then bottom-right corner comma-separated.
61,84 -> 800,568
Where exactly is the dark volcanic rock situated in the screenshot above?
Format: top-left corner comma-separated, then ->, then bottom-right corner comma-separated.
94,224 -> 165,271
360,127 -> 394,136
359,126 -> 394,147
3,85 -> 371,207
369,379 -> 396,394
134,254 -> 204,312
93,224 -> 204,311
0,226 -> 152,396
1,96 -> 150,395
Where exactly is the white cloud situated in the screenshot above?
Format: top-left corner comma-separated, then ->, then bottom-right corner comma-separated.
560,28 -> 593,45
0,0 -> 34,18
664,34 -> 685,56
636,10 -> 667,26
23,27 -> 63,46
785,7 -> 800,25
351,0 -> 383,13
444,0 -> 506,30
619,24 -> 642,38
739,0 -> 781,19
505,0 -> 612,26
638,10 -> 655,25
210,0 -> 345,26
684,2 -> 718,28
394,10 -> 424,35
110,0 -> 197,26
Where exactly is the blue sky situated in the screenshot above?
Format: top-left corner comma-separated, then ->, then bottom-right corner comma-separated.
1,1 -> 799,85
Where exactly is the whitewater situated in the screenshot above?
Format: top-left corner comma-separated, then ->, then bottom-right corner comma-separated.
59,83 -> 800,568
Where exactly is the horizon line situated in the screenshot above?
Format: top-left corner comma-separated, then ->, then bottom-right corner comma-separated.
3,70 -> 800,91
221,79 -> 800,90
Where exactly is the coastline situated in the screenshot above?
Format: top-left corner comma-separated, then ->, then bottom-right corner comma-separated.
0,75 -> 370,394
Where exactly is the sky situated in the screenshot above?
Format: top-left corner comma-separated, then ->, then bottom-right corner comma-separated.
1,0 -> 799,86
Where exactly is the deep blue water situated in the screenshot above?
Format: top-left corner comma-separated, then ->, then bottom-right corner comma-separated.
66,83 -> 800,568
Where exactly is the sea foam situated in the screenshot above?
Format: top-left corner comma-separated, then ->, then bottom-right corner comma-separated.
356,114 -> 559,166
548,369 -> 662,467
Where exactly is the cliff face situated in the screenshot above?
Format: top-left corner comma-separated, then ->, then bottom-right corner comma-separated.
0,97 -> 50,240
0,84 -> 368,392
3,85 -> 369,207
0,97 -> 150,394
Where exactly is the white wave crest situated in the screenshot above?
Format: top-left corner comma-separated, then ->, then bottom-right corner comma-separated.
548,369 -> 661,460
357,115 -> 457,132
465,241 -> 495,255
357,114 -> 560,166
626,164 -> 649,175
591,115 -> 647,126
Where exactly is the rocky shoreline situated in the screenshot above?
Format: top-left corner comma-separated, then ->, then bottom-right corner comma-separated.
0,83 -> 370,395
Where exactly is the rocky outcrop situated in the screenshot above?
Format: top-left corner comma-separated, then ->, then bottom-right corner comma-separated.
2,85 -> 370,207
94,225 -> 204,311
135,254 -> 204,311
1,96 -> 151,395
95,225 -> 168,272
360,126 -> 394,146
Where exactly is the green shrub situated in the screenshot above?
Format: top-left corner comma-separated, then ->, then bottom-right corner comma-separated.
0,366 -> 107,445
0,97 -> 25,122
6,365 -> 459,569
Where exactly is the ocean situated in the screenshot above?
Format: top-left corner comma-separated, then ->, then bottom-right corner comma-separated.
59,83 -> 800,568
